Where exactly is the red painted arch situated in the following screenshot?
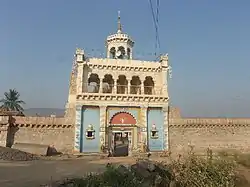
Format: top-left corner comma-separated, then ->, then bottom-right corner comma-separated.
110,112 -> 136,125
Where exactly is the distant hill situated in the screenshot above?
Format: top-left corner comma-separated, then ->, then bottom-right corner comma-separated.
24,108 -> 65,117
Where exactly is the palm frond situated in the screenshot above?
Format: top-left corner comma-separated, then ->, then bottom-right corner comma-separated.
0,89 -> 25,112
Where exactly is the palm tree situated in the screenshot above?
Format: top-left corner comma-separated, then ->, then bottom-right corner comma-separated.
0,89 -> 25,112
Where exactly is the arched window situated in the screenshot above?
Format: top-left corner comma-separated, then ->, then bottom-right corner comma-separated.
109,47 -> 116,59
127,48 -> 131,59
87,74 -> 100,93
102,74 -> 114,93
143,76 -> 154,95
130,76 -> 141,94
117,75 -> 128,94
117,46 -> 125,59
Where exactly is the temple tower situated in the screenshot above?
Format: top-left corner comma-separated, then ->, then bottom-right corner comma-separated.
106,11 -> 134,60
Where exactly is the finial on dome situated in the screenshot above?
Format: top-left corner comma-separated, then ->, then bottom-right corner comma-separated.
117,11 -> 122,34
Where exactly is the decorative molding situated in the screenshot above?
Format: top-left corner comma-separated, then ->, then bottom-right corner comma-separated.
76,100 -> 166,108
10,124 -> 73,129
87,58 -> 162,73
109,124 -> 136,126
88,64 -> 161,73
77,94 -> 168,103
169,123 -> 250,128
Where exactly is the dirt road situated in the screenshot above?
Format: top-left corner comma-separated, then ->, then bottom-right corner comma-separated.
0,157 -> 136,187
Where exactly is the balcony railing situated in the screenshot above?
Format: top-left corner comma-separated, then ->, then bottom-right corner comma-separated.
81,83 -> 164,95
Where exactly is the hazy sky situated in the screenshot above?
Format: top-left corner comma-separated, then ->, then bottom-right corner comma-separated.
0,0 -> 249,117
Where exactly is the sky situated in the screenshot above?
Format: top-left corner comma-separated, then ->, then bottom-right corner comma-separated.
0,0 -> 249,117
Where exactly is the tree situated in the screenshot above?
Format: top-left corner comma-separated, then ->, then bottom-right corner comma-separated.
0,89 -> 25,112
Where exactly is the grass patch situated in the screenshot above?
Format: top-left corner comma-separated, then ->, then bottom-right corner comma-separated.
168,148 -> 237,187
217,149 -> 250,168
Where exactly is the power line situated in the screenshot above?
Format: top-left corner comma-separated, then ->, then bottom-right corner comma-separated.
148,0 -> 161,57
156,0 -> 160,23
149,0 -> 157,56
156,0 -> 161,49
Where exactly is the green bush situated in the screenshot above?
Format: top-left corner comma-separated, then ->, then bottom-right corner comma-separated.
61,164 -> 143,187
59,149 -> 248,187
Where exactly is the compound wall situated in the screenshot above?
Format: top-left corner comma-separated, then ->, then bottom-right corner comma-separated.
0,116 -> 74,153
1,108 -> 250,154
169,117 -> 250,153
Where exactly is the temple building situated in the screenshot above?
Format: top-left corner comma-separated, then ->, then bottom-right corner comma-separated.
65,13 -> 171,156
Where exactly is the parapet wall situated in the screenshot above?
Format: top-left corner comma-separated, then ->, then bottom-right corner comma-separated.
13,127 -> 74,153
0,116 -> 74,153
169,116 -> 250,153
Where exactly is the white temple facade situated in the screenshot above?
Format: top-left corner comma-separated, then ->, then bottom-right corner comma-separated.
65,13 -> 171,156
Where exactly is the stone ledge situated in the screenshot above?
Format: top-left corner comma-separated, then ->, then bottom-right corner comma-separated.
169,124 -> 250,128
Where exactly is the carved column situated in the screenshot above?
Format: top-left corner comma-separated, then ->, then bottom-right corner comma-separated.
161,55 -> 169,96
113,75 -> 118,94
99,81 -> 103,93
99,75 -> 105,93
74,105 -> 82,153
140,105 -> 148,151
99,106 -> 107,152
76,63 -> 83,94
141,84 -> 144,95
162,72 -> 168,95
140,75 -> 145,95
127,79 -> 131,94
162,105 -> 169,151
113,81 -> 117,94
82,67 -> 88,92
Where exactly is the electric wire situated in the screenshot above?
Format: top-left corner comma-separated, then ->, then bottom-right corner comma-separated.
149,0 -> 161,57
156,0 -> 161,49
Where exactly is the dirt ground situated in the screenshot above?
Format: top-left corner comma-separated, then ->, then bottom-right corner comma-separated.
0,156 -> 250,187
0,157 -> 137,187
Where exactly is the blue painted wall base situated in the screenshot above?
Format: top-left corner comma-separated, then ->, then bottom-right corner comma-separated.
80,106 -> 100,153
147,108 -> 165,151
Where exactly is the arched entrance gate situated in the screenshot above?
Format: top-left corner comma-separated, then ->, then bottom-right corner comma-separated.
108,112 -> 137,156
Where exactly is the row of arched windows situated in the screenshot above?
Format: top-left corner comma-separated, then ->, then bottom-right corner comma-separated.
86,74 -> 154,95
